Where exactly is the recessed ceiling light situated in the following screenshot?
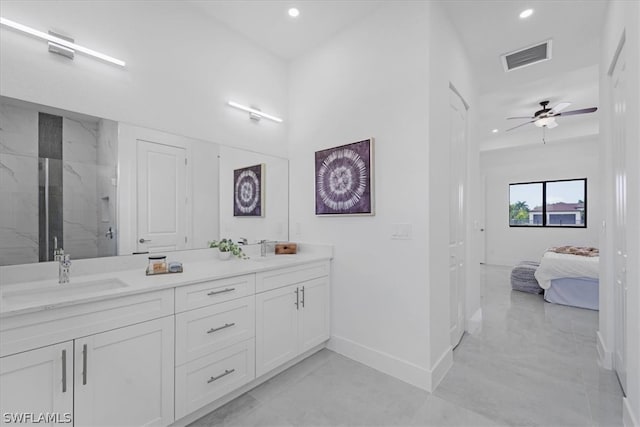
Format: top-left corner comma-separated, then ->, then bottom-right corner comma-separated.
288,8 -> 300,18
519,9 -> 534,19
492,129 -> 499,133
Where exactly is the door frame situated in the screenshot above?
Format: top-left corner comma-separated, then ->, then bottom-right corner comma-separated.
117,124 -> 193,255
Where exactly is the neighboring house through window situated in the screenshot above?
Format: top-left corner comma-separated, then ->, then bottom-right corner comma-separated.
509,178 -> 587,228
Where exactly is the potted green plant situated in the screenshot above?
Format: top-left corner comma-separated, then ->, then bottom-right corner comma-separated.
209,238 -> 248,260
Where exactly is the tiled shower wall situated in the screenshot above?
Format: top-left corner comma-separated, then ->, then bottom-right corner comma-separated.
0,100 -> 118,265
0,102 -> 39,265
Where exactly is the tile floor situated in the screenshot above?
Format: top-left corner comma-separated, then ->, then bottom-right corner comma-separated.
190,265 -> 623,426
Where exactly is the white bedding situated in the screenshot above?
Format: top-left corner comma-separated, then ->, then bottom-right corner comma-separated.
534,251 -> 599,290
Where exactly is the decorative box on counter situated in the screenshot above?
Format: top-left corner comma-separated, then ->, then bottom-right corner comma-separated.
275,243 -> 297,255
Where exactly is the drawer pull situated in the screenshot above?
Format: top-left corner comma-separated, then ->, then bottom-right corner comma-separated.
207,288 -> 236,296
61,349 -> 67,393
207,368 -> 235,383
207,322 -> 236,334
82,344 -> 88,385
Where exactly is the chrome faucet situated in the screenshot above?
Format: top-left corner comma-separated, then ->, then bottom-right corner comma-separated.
238,237 -> 248,245
58,254 -> 71,284
259,240 -> 268,257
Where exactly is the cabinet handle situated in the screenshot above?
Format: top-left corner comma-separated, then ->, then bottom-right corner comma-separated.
207,322 -> 235,334
207,288 -> 235,296
294,288 -> 299,310
207,368 -> 235,383
61,349 -> 67,393
301,286 -> 305,308
82,344 -> 88,385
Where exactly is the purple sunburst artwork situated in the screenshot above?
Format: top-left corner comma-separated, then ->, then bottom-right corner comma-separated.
315,139 -> 374,215
234,164 -> 264,217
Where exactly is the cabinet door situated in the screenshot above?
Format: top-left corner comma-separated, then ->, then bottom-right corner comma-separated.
299,277 -> 330,354
0,342 -> 73,426
255,284 -> 299,377
74,316 -> 174,427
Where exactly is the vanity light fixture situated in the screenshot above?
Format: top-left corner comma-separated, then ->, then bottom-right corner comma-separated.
227,101 -> 283,123
0,17 -> 126,67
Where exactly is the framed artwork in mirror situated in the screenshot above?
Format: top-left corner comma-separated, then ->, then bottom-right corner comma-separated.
234,163 -> 265,217
315,138 -> 374,216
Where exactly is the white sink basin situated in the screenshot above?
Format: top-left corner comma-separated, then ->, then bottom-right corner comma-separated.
2,278 -> 129,305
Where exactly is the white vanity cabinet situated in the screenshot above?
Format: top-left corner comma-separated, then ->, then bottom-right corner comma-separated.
255,262 -> 330,377
0,289 -> 175,427
0,341 -> 73,426
174,275 -> 256,419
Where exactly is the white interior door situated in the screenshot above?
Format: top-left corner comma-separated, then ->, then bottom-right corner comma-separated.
137,140 -> 187,253
449,88 -> 468,347
611,42 -> 627,394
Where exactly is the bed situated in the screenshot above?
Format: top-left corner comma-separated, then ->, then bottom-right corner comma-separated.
534,247 -> 599,310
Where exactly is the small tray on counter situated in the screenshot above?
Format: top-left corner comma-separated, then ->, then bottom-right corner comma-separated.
145,267 -> 183,276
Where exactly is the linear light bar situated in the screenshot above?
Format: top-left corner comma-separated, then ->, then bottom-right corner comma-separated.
0,17 -> 126,67
227,101 -> 283,123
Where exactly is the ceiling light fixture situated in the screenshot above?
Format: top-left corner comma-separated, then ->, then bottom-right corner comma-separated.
288,8 -> 300,18
227,101 -> 283,123
492,129 -> 499,133
519,9 -> 534,19
534,117 -> 556,128
0,17 -> 126,67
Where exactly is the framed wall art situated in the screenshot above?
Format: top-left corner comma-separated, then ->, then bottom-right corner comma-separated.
234,163 -> 265,217
315,138 -> 374,216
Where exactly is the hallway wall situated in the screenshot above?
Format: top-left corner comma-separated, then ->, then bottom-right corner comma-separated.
481,136 -> 601,267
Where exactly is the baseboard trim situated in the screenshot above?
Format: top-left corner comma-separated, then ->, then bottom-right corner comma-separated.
597,331 -> 613,369
623,397 -> 638,427
430,346 -> 453,390
466,308 -> 483,335
328,335 -> 451,392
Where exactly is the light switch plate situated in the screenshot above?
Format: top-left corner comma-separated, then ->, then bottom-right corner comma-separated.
391,223 -> 412,240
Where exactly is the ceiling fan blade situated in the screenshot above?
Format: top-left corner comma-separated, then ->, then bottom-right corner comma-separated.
506,116 -> 534,120
506,120 -> 535,131
549,102 -> 571,114
554,107 -> 598,117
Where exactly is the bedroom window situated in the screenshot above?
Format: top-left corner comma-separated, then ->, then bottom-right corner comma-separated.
509,178 -> 587,228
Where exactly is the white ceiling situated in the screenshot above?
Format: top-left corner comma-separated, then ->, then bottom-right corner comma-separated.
442,0 -> 607,150
186,0 -> 607,151
188,0 -> 387,60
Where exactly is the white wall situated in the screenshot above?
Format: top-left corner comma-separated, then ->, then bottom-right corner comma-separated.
599,2 -> 640,425
288,1 -> 432,389
288,1 -> 478,391
0,1 -> 288,157
481,136 -> 601,267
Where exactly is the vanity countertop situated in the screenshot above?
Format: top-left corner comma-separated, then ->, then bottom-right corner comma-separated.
0,253 -> 331,318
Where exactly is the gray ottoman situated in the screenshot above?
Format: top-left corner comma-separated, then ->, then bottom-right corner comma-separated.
511,261 -> 543,294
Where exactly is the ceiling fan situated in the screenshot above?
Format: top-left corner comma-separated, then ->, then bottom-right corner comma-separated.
505,101 -> 598,132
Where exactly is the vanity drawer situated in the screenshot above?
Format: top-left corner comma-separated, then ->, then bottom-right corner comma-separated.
175,296 -> 255,365
175,339 -> 255,419
175,274 -> 255,313
255,261 -> 330,294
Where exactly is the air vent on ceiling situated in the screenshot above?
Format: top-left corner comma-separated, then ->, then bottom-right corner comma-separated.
501,40 -> 552,72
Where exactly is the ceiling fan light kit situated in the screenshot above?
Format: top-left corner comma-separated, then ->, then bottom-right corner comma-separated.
505,100 -> 598,133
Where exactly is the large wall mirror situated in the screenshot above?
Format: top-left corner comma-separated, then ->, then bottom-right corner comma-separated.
0,96 -> 289,266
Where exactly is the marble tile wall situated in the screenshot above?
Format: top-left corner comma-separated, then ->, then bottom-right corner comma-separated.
63,117 -> 99,260
0,102 -> 39,265
96,119 -> 118,258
